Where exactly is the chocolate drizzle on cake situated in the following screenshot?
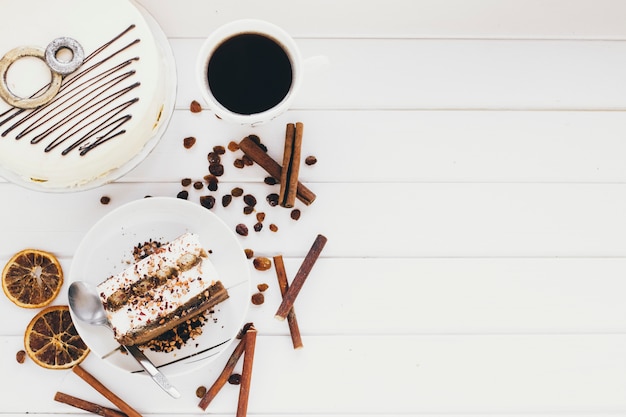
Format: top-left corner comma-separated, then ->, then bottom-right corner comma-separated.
0,25 -> 141,156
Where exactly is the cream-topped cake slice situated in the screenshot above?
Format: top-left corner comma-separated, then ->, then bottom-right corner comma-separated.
0,0 -> 174,189
97,233 -> 229,346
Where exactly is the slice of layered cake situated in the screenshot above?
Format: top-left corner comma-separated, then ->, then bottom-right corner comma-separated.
97,232 -> 228,346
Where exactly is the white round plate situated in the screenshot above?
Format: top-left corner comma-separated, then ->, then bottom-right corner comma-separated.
69,197 -> 250,376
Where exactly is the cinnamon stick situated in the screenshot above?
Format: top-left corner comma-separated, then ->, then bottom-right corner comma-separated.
73,365 -> 142,417
273,255 -> 303,349
55,392 -> 128,417
275,234 -> 327,320
198,335 -> 247,410
238,136 -> 316,206
236,327 -> 257,417
279,122 -> 303,208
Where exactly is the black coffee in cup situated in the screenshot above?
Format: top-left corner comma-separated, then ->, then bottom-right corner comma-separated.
207,33 -> 293,115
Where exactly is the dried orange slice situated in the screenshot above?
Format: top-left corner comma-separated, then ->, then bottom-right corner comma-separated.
24,305 -> 89,369
2,249 -> 63,308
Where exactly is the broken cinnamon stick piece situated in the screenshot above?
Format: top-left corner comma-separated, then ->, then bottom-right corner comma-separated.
239,136 -> 316,206
275,234 -> 327,320
54,392 -> 128,417
279,123 -> 303,208
236,326 -> 257,417
273,255 -> 303,349
72,365 -> 142,417
198,331 -> 248,410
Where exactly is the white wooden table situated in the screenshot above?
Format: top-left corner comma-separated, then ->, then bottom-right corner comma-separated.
2,0 -> 626,415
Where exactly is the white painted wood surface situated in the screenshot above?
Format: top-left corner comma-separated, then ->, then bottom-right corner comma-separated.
1,0 -> 626,416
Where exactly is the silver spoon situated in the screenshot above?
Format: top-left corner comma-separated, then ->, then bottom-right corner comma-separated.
68,281 -> 181,399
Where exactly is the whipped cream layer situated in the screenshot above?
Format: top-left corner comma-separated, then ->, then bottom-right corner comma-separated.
97,233 -> 218,340
0,0 -> 169,189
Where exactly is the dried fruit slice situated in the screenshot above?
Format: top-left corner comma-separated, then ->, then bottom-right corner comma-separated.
24,305 -> 89,369
2,249 -> 63,308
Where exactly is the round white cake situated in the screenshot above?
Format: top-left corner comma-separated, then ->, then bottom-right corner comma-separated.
0,0 -> 175,190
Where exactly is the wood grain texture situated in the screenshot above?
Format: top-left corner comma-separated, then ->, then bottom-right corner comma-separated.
1,1 -> 626,416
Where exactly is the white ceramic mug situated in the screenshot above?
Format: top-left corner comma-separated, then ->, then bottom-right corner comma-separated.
196,19 -> 302,125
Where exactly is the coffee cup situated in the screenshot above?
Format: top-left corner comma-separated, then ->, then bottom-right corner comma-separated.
196,19 -> 302,125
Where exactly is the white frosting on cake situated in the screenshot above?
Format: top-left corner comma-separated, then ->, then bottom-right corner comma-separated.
97,233 -> 219,339
0,0 -> 172,189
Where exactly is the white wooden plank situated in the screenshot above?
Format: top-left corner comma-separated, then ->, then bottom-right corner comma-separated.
3,258 -> 626,337
137,0 -> 626,40
247,257 -> 626,336
124,109 -> 626,183
1,182 -> 626,258
2,334 -> 626,414
172,38 -> 626,110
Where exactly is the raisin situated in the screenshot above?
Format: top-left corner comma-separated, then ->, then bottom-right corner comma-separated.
264,176 -> 278,185
196,386 -> 207,398
228,373 -> 242,385
213,145 -> 226,155
183,136 -> 196,149
243,206 -> 254,215
177,190 -> 189,200
244,248 -> 254,259
236,224 -> 248,236
228,141 -> 239,152
16,350 -> 26,364
232,187 -> 244,197
243,194 -> 257,206
181,178 -> 192,187
204,174 -> 219,191
242,155 -> 254,166
253,257 -> 271,271
251,292 -> 265,305
100,196 -> 111,205
305,155 -> 318,165
209,163 -> 224,176
193,181 -> 204,190
257,283 -> 269,292
200,195 -> 216,209
269,223 -> 278,232
190,100 -> 202,113
207,152 -> 220,164
233,158 -> 245,169
253,222 -> 263,232
266,193 -> 279,207
222,194 -> 232,207
256,212 -> 265,222
290,209 -> 301,220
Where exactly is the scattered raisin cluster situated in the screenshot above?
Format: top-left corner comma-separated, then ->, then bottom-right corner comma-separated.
176,133 -> 312,239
